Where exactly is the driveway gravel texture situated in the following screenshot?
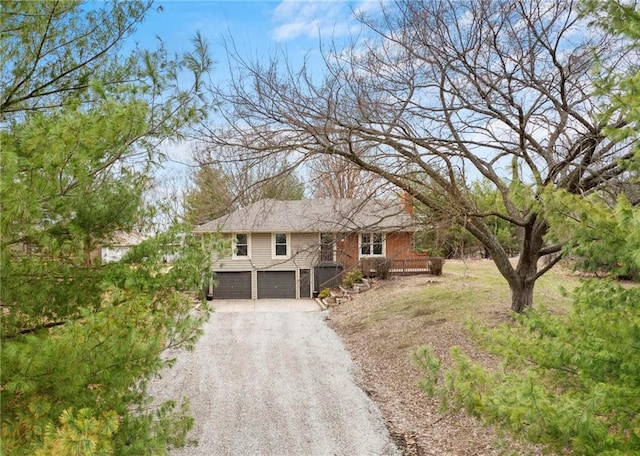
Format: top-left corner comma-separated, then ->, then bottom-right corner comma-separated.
150,310 -> 401,456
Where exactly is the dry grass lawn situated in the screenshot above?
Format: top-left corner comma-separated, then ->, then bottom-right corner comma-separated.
327,259 -> 582,456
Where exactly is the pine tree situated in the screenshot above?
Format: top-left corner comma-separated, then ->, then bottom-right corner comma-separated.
1,2 -> 218,453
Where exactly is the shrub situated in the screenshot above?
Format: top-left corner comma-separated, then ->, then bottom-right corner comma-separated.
343,269 -> 363,288
372,258 -> 391,279
317,288 -> 332,299
415,280 -> 640,454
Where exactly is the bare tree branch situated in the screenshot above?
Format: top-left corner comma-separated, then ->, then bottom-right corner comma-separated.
202,0 -> 636,312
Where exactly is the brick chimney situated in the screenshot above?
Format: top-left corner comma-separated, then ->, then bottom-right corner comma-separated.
400,190 -> 414,216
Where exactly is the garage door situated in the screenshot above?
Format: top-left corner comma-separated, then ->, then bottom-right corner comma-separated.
213,271 -> 251,299
257,271 -> 296,299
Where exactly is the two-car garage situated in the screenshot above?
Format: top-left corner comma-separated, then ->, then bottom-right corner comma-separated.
212,270 -> 303,300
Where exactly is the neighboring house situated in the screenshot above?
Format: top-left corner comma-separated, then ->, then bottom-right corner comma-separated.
100,231 -> 148,264
194,198 -> 427,300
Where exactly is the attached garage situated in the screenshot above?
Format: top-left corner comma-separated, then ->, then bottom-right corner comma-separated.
212,271 -> 252,299
257,271 -> 296,299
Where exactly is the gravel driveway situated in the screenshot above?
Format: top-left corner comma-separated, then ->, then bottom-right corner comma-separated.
150,310 -> 400,456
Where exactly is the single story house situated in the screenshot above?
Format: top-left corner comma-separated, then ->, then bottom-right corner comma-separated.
193,198 -> 426,299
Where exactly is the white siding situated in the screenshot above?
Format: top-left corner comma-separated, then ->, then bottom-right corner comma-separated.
211,232 -> 321,299
213,233 -> 319,271
291,233 -> 319,268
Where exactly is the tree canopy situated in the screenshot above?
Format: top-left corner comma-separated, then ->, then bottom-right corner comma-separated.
414,2 -> 640,453
1,2 -> 216,454
205,0 -> 637,312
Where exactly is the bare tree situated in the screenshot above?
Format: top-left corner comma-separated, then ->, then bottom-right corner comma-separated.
205,0 -> 636,312
308,154 -> 383,198
184,142 -> 305,224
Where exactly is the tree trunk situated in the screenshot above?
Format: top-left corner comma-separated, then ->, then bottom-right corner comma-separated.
509,278 -> 535,313
469,217 -> 545,313
510,224 -> 544,313
482,251 -> 538,313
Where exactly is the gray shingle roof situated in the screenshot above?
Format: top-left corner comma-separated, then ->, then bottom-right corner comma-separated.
193,198 -> 415,234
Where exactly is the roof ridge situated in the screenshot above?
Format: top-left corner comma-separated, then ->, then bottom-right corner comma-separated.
193,197 -> 414,234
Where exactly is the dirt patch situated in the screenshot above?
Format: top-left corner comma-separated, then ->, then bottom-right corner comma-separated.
327,270 -> 546,455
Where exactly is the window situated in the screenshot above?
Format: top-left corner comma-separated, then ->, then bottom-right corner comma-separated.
233,233 -> 249,258
320,233 -> 335,262
273,233 -> 290,258
360,233 -> 384,257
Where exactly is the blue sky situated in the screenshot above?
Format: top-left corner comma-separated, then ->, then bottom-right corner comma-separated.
131,0 -> 382,178
133,0 -> 382,94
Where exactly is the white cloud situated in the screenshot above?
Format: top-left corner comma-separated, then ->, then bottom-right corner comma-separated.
161,139 -> 197,167
352,0 -> 386,17
273,18 -> 321,41
271,0 -> 367,42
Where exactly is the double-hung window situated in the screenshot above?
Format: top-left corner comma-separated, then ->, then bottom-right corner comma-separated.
233,233 -> 249,258
273,233 -> 290,258
360,232 -> 384,257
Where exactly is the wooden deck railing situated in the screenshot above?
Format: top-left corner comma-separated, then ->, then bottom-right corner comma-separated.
316,257 -> 444,293
360,257 -> 444,277
389,258 -> 430,275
